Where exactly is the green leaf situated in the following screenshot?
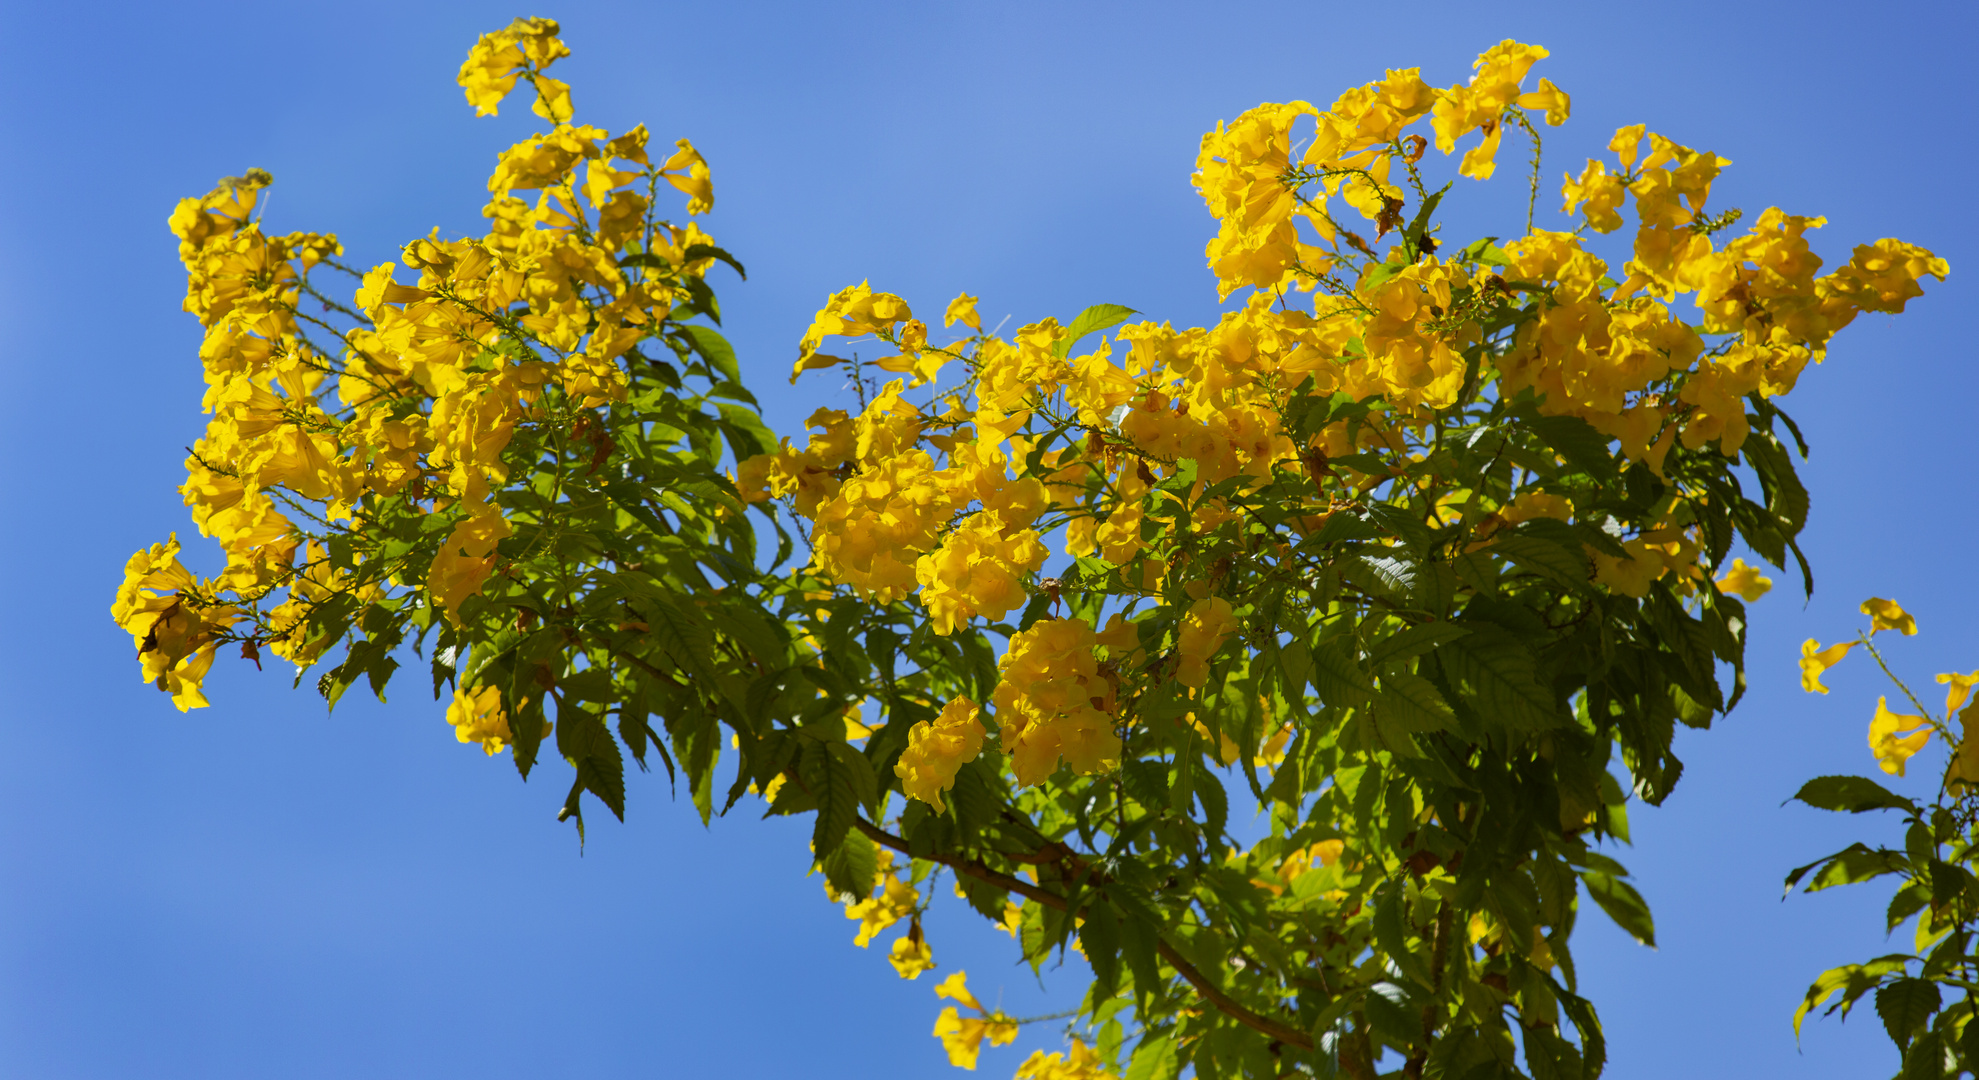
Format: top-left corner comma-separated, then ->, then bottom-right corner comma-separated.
1796,956 -> 1911,1036
1461,236 -> 1511,267
1438,626 -> 1562,730
715,402 -> 777,460
556,704 -> 626,831
1877,978 -> 1941,1049
1365,621 -> 1469,672
801,737 -> 878,858
1344,553 -> 1416,597
1374,671 -> 1456,733
680,324 -> 741,385
1581,870 -> 1655,947
1784,844 -> 1910,895
1309,638 -> 1375,707
1122,1034 -> 1179,1080
1889,880 -> 1932,933
1791,775 -> 1917,814
680,243 -> 747,280
1373,885 -> 1433,988
1903,1029 -> 1945,1080
1079,902 -> 1124,998
1742,431 -> 1810,535
819,824 -> 878,901
1524,412 -> 1617,479
1054,304 -> 1139,360
1104,881 -> 1164,999
1363,981 -> 1419,1052
1490,532 -> 1591,591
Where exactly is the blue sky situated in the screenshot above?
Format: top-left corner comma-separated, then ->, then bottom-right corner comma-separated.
1,1 -> 1974,1076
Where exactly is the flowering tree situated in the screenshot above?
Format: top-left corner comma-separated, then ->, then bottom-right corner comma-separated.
1789,599 -> 1979,1078
112,19 -> 1946,1080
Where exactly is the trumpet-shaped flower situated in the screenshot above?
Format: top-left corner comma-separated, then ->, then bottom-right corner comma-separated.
1715,558 -> 1772,602
1869,697 -> 1931,777
1800,639 -> 1855,694
1861,597 -> 1917,636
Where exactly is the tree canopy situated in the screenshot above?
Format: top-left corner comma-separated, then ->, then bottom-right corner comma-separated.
111,18 -> 1949,1079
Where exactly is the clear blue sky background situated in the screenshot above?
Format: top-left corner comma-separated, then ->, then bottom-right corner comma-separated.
1,1 -> 1973,1076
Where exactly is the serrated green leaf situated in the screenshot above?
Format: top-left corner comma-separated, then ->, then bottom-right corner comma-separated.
1375,671 -> 1456,733
1525,412 -> 1617,479
1054,304 -> 1139,359
1878,978 -> 1941,1049
1365,621 -> 1470,671
1490,532 -> 1591,590
820,824 -> 878,900
1309,638 -> 1374,707
557,704 -> 626,829
1439,626 -> 1562,730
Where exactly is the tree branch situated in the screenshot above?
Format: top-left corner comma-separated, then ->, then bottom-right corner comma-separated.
852,816 -> 1315,1051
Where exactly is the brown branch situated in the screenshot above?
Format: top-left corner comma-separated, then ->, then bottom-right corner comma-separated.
851,817 -> 1315,1051
1154,938 -> 1313,1049
1404,904 -> 1456,1079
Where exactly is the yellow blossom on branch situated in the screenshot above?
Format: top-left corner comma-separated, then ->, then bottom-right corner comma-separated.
1869,696 -> 1931,777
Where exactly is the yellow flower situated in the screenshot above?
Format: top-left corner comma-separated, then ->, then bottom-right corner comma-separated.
456,17 -> 568,118
1176,597 -> 1238,688
1715,558 -> 1772,602
1517,77 -> 1571,126
1591,539 -> 1665,598
1015,1038 -> 1115,1080
1800,639 -> 1855,694
1869,696 -> 1931,777
446,684 -> 516,754
945,292 -> 981,330
894,697 -> 986,812
1861,597 -> 1917,636
1939,670 -> 1979,718
935,971 -> 982,1011
842,855 -> 919,947
915,517 -> 1049,635
889,933 -> 935,979
1948,700 -> 1979,788
428,512 -> 514,624
659,139 -> 714,215
931,972 -> 1020,1069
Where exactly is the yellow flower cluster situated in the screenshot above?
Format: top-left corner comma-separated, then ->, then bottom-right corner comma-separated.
458,16 -> 573,122
931,972 -> 1019,1070
444,683 -> 539,755
116,20 -> 725,714
894,697 -> 986,812
992,618 -> 1121,787
110,536 -> 238,711
1195,39 -> 1947,461
1015,1038 -> 1117,1080
745,363 -> 1051,629
839,848 -> 920,947
1797,599 -> 1979,781
1175,597 -> 1239,688
749,39 -> 1949,819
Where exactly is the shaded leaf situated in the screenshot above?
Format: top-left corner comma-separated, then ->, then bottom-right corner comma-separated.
1792,776 -> 1916,815
1877,978 -> 1941,1049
